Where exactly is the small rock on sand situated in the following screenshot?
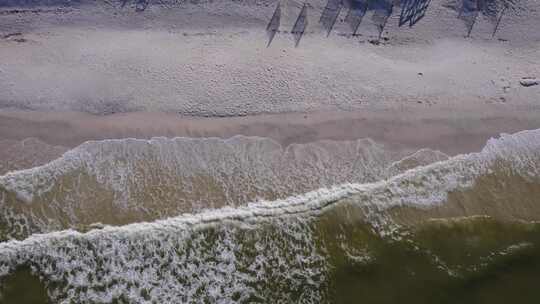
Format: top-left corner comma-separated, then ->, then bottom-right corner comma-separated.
520,77 -> 539,87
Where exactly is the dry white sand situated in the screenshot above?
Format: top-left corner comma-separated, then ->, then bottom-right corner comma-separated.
0,0 -> 538,115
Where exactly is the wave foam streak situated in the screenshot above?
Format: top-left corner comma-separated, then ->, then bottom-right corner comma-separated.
0,136 -> 399,239
0,129 -> 539,302
0,217 -> 327,303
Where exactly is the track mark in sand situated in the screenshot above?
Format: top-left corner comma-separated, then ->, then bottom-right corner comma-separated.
1,32 -> 27,43
0,8 -> 71,15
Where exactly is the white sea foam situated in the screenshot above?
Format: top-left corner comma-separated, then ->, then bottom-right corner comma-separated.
0,135 -> 399,238
0,129 -> 539,302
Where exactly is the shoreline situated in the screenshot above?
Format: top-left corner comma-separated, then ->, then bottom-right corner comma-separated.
2,106 -> 540,154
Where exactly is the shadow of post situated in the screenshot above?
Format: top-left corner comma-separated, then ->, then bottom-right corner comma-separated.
458,0 -> 480,37
320,0 -> 343,36
292,3 -> 309,47
267,2 -> 281,46
344,0 -> 369,35
479,0 -> 515,37
399,0 -> 432,27
135,0 -> 149,12
371,0 -> 394,39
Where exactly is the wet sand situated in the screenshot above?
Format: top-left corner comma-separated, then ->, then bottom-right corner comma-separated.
3,105 -> 540,153
1,106 -> 540,175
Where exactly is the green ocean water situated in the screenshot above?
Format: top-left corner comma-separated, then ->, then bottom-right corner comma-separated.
319,208 -> 540,304
1,212 -> 539,304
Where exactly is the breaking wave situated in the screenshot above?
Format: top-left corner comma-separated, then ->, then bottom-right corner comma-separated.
0,136 -> 405,239
0,129 -> 539,303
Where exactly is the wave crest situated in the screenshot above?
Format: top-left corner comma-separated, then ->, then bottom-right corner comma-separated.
0,129 -> 539,302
